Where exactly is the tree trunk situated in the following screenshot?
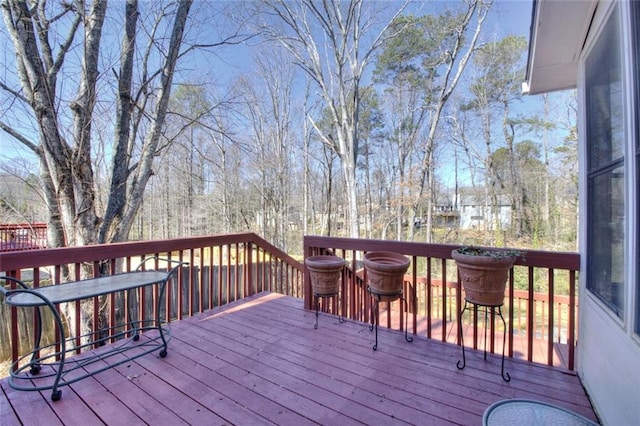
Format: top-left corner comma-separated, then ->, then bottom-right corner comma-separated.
100,0 -> 193,244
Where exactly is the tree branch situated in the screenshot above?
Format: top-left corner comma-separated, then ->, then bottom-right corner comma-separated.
0,120 -> 40,153
0,81 -> 29,104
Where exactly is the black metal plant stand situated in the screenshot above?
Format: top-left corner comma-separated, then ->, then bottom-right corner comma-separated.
457,299 -> 511,382
314,292 -> 344,329
368,285 -> 414,351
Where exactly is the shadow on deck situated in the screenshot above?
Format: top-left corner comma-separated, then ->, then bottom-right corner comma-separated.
0,292 -> 598,425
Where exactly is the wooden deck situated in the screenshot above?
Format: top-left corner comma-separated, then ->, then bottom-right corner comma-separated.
0,292 -> 598,425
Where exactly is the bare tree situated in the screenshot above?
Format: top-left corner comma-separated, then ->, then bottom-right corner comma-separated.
410,0 -> 490,243
0,0 -> 193,344
257,0 -> 409,238
0,0 -> 196,248
371,4 -> 487,241
238,47 -> 297,250
464,34 -> 528,241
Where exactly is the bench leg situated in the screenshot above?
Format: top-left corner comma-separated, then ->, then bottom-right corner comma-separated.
39,299 -> 66,401
157,279 -> 169,358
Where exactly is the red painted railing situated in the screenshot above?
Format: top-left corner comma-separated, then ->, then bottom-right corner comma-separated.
1,232 -> 579,373
0,233 -> 303,366
303,235 -> 580,370
0,223 -> 47,252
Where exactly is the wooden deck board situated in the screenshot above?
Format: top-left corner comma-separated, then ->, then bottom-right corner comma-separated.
66,373 -> 145,426
205,293 -> 593,418
1,292 -> 599,425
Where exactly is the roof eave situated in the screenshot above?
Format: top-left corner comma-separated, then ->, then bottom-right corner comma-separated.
524,0 -> 598,95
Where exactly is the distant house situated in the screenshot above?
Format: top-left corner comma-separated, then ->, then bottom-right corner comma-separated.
455,193 -> 511,231
430,204 -> 458,228
526,0 -> 640,423
429,192 -> 512,231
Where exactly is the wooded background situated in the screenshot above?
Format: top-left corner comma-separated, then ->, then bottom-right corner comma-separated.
0,0 -> 577,257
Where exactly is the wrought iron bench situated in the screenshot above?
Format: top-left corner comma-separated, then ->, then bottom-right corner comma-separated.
0,257 -> 185,401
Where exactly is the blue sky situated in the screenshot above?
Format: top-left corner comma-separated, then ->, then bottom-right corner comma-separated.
0,0 -> 544,173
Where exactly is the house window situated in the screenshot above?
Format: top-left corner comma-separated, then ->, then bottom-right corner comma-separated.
586,6 -> 625,319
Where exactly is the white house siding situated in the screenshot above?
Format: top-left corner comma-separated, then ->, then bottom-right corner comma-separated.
578,296 -> 640,425
456,194 -> 511,230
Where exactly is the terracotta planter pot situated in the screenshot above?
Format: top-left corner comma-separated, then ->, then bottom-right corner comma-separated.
451,250 -> 517,306
364,251 -> 410,297
305,255 -> 346,295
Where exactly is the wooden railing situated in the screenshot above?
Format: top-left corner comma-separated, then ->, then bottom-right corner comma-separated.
0,223 -> 47,252
303,235 -> 580,371
1,232 -> 580,373
0,233 -> 304,365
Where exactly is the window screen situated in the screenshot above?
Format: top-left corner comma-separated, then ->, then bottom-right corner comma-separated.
585,6 -> 625,319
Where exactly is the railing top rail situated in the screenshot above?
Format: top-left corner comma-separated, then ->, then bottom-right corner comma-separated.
0,223 -> 47,230
0,233 -> 303,272
250,234 -> 303,269
304,235 -> 579,270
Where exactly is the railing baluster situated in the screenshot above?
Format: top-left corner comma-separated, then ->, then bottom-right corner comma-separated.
507,269 -> 515,358
73,262 -> 82,355
53,265 -> 62,362
217,246 -> 223,307
208,245 -> 214,309
426,258 -> 432,339
189,249 -> 195,317
411,257 -> 417,335
527,265 -> 535,362
8,276 -> 18,370
568,269 -> 577,371
441,258 -> 448,342
548,268 -> 555,365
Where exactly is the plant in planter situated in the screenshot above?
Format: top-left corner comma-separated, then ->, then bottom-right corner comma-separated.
451,246 -> 524,306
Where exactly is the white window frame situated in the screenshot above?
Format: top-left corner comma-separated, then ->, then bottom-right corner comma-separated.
581,1 -> 639,340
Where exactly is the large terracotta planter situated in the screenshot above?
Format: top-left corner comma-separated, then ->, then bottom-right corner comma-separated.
452,249 -> 517,306
364,251 -> 410,297
305,255 -> 346,295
